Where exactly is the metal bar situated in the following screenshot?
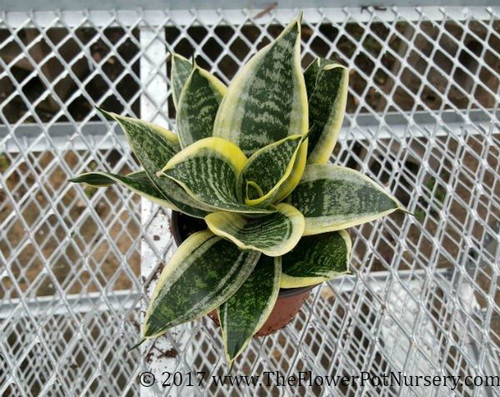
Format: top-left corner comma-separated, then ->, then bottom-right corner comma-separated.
2,7 -> 499,29
2,0 -> 499,12
0,122 -> 125,152
0,291 -> 140,318
138,25 -> 197,397
1,109 -> 496,153
0,268 -> 454,319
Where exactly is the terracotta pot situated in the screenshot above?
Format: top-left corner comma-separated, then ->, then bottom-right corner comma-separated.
170,211 -> 317,336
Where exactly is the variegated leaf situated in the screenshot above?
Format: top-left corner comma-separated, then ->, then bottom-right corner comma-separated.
205,203 -> 305,257
281,231 -> 351,288
212,15 -> 308,156
239,134 -> 304,206
171,53 -> 193,109
158,137 -> 273,214
306,62 -> 349,164
303,57 -> 335,96
287,164 -> 402,235
245,180 -> 264,202
98,108 -> 213,218
271,57 -> 335,203
69,170 -> 175,208
177,66 -> 227,148
142,230 -> 261,339
219,255 -> 281,367
273,139 -> 308,203
162,179 -> 215,218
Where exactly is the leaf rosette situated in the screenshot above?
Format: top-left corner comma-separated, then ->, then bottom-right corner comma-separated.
70,14 -> 404,367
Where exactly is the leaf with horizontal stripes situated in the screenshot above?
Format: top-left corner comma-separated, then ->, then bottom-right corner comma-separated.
219,255 -> 281,367
158,137 -> 274,214
280,231 -> 351,288
177,66 -> 227,148
268,57 -> 336,203
71,171 -> 210,218
306,62 -> 349,164
69,170 -> 175,207
161,179 -> 215,218
303,57 -> 335,97
142,230 -> 260,339
287,164 -> 402,235
171,53 -> 193,109
239,134 -> 305,206
212,15 -> 308,157
205,203 -> 304,256
98,108 -> 213,218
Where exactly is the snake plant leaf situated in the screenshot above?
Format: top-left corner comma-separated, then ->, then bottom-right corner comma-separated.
272,58 -> 333,202
280,231 -> 351,288
177,66 -> 227,148
142,230 -> 261,339
70,171 -> 210,218
213,15 -> 308,157
239,134 -> 305,206
158,137 -> 274,214
69,170 -> 175,208
273,139 -> 308,203
303,57 -> 335,96
306,63 -> 349,164
160,179 -> 215,218
98,108 -> 181,167
171,53 -> 193,109
205,203 -> 305,257
219,255 -> 281,366
288,164 -> 402,235
98,108 -> 213,218
245,181 -> 264,201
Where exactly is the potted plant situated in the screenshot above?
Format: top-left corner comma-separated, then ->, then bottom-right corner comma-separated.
70,14 -> 404,368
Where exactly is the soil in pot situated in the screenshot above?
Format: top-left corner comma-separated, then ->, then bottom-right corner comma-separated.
170,211 -> 316,336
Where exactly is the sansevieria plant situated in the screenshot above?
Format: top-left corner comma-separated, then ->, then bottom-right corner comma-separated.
70,14 -> 404,366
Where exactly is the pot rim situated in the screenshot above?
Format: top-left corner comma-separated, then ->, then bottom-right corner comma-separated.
170,210 -> 321,297
171,210 -> 187,247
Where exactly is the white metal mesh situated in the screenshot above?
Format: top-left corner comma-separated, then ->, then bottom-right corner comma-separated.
0,6 -> 499,396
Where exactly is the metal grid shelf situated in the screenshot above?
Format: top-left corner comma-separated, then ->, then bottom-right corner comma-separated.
1,5 -> 499,396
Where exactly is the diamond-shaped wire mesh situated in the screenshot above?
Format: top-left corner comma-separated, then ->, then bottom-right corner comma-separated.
0,6 -> 499,396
